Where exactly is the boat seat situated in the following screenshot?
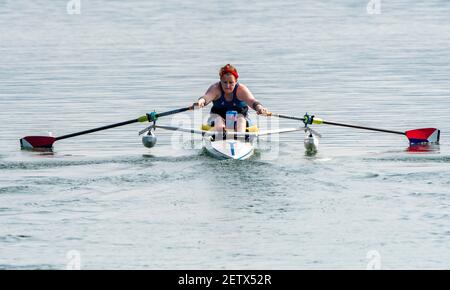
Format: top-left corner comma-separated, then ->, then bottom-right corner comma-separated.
201,124 -> 259,132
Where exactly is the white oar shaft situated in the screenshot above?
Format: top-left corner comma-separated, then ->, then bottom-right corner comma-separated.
154,125 -> 303,137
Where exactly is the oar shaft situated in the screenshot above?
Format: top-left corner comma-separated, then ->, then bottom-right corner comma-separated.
156,106 -> 192,118
56,106 -> 193,141
273,113 -> 303,121
322,120 -> 405,135
271,113 -> 405,135
55,118 -> 139,141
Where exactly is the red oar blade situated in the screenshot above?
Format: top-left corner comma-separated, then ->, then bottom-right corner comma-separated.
405,128 -> 440,144
20,136 -> 56,150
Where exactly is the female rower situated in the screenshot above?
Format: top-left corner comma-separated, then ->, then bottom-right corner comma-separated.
194,64 -> 269,132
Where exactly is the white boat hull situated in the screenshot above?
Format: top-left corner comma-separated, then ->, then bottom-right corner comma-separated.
203,137 -> 254,160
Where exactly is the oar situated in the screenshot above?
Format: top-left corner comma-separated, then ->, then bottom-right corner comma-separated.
20,106 -> 194,150
268,113 -> 440,144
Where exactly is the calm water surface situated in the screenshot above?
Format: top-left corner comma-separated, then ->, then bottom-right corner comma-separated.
0,0 -> 449,269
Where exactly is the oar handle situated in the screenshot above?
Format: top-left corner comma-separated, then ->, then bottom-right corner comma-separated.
268,113 -> 302,121
154,106 -> 193,119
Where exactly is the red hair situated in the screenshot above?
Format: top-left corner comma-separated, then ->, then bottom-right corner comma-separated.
219,64 -> 239,80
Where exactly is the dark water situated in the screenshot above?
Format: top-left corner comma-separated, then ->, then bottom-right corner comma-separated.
0,0 -> 449,269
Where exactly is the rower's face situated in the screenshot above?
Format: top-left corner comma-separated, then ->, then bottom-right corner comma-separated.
220,74 -> 237,94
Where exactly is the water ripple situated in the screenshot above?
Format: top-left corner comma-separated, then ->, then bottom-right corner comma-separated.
365,155 -> 450,163
0,264 -> 57,270
0,154 -> 206,170
0,234 -> 33,243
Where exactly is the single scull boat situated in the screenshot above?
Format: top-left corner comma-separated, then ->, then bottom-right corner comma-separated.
140,124 -> 308,160
19,106 -> 440,159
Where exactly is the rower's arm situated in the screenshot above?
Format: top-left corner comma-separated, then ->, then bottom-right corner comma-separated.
239,85 -> 265,112
238,85 -> 255,107
199,84 -> 219,105
238,85 -> 269,115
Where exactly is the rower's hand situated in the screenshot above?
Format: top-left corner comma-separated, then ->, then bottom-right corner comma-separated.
197,98 -> 206,108
194,97 -> 206,108
256,105 -> 269,115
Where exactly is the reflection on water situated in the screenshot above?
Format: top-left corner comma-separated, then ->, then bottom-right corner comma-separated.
406,144 -> 440,153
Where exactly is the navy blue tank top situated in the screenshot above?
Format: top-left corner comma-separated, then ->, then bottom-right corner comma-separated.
211,83 -> 248,118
